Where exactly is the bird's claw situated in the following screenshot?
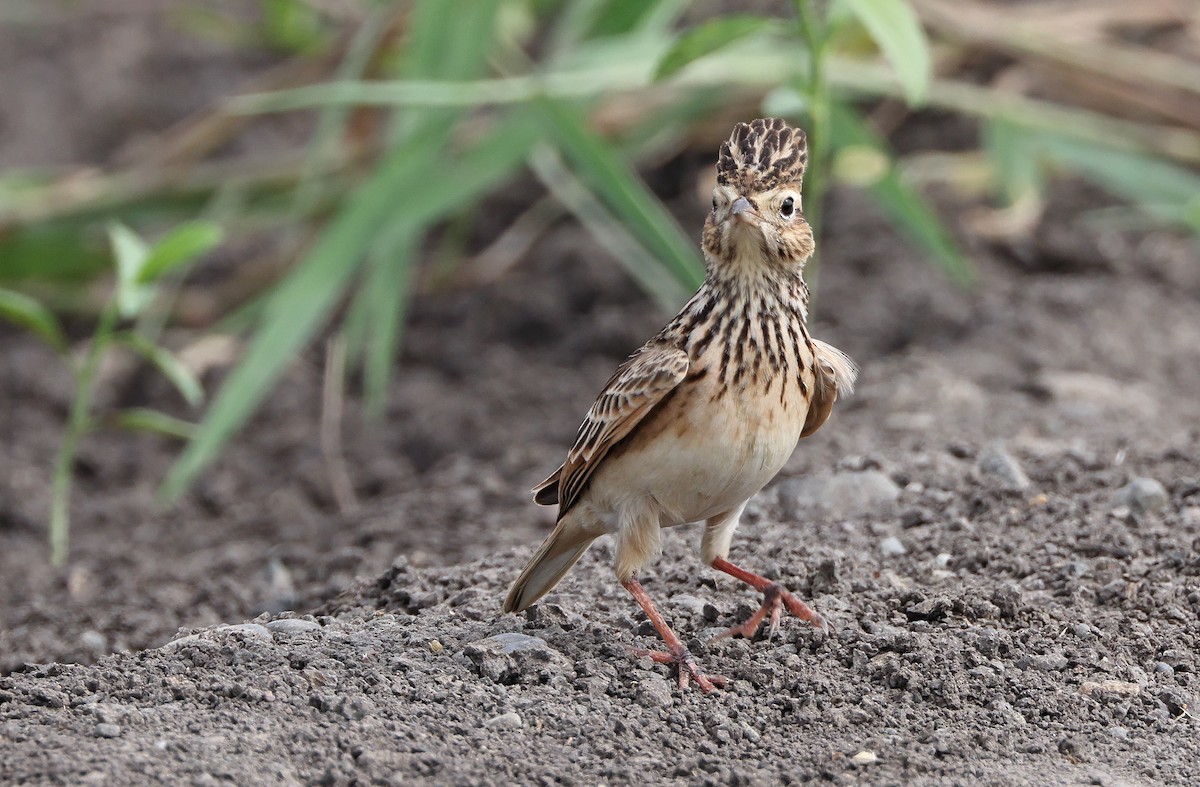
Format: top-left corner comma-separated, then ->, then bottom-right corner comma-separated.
711,582 -> 826,642
630,644 -> 727,693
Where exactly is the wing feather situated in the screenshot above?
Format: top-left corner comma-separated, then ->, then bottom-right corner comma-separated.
533,343 -> 689,517
800,339 -> 857,438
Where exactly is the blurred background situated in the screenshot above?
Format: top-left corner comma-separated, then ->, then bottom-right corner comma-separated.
1,0 -> 1198,671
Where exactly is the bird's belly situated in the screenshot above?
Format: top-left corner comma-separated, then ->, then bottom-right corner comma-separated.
590,381 -> 805,525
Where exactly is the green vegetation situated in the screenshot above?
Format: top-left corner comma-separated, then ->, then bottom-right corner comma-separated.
2,0 -> 1198,557
1,222 -> 221,564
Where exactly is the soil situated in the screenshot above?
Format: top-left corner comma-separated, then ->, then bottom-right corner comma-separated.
3,3 -> 1200,785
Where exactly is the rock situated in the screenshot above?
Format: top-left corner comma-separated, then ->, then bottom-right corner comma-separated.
635,674 -> 674,708
94,723 -> 121,738
777,471 -> 900,520
463,634 -> 569,684
1080,680 -> 1141,698
879,537 -> 907,557
214,623 -> 273,642
1030,653 -> 1068,671
976,446 -> 1031,491
1112,478 -> 1168,514
79,630 -> 107,653
265,618 -> 321,635
851,751 -> 877,765
484,711 -> 523,730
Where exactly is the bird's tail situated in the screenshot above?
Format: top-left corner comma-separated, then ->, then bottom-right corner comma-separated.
503,516 -> 597,613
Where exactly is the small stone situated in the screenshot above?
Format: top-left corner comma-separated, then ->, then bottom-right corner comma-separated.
463,633 -> 569,684
265,618 -> 320,634
94,723 -> 121,738
429,640 -> 444,654
1031,653 -> 1069,671
976,446 -> 1031,491
1112,478 -> 1169,514
635,675 -> 674,708
214,623 -> 273,642
1080,680 -> 1141,698
79,630 -> 107,653
879,536 -> 907,557
1107,726 -> 1130,742
484,711 -> 523,729
851,751 -> 877,765
1154,662 -> 1175,677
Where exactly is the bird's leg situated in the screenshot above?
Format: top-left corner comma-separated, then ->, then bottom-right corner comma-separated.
710,556 -> 826,640
622,578 -> 726,693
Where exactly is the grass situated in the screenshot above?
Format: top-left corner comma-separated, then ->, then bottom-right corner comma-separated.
3,0 -> 1199,545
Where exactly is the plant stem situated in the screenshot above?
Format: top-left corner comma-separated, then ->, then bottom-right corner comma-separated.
49,302 -> 118,566
794,0 -> 831,277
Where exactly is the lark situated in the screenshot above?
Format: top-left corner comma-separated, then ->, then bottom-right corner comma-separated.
503,118 -> 857,692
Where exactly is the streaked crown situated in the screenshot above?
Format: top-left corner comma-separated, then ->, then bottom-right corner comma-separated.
716,118 -> 808,194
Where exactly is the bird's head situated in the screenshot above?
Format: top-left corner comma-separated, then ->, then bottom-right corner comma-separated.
702,118 -> 813,269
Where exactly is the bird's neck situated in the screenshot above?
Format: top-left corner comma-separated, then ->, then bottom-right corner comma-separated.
658,254 -> 814,394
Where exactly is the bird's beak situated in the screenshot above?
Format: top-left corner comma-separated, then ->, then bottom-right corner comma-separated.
730,196 -> 758,226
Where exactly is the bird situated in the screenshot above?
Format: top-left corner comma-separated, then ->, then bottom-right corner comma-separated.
503,117 -> 857,693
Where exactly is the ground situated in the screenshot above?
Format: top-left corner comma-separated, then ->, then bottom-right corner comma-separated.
2,3 -> 1199,785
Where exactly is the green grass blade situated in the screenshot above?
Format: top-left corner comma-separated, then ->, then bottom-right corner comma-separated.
529,145 -> 691,310
112,408 -> 197,441
535,98 -> 703,294
840,0 -> 931,105
159,131 -> 438,502
1033,133 -> 1200,226
0,287 -> 69,354
107,222 -> 153,318
114,331 -> 204,408
982,119 -> 1044,207
138,220 -> 224,284
830,102 -> 974,285
161,112 -> 538,501
655,15 -> 766,80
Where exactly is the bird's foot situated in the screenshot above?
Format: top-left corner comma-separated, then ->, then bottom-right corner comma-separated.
631,643 -> 727,693
712,582 -> 827,642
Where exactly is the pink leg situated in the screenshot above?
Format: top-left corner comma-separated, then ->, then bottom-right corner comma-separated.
710,556 -> 826,640
622,578 -> 726,693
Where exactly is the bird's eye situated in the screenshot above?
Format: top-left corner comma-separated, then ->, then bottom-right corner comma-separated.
780,196 -> 795,218
712,196 -> 718,211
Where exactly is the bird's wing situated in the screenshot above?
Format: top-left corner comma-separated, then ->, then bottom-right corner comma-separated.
536,343 -> 689,517
800,339 -> 858,438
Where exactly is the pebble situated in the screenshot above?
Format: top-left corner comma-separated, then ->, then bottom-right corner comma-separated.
94,723 -> 121,739
484,711 -> 523,730
1080,680 -> 1141,698
463,634 -> 569,684
265,618 -> 320,635
777,470 -> 900,520
79,630 -> 107,653
1031,653 -> 1069,671
879,536 -> 907,557
635,675 -> 674,708
851,750 -> 877,765
976,446 -> 1031,491
1112,477 -> 1168,514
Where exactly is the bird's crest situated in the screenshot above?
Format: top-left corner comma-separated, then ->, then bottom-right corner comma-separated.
716,118 -> 808,194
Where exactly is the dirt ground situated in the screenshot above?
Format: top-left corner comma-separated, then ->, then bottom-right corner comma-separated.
3,3 -> 1200,785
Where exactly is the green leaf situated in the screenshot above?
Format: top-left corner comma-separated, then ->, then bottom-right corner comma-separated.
114,332 -> 204,408
655,15 -> 766,80
840,0 -> 931,105
138,221 -> 224,284
830,103 -> 974,285
111,408 -> 197,441
108,222 -> 154,319
535,98 -> 703,295
0,287 -> 68,353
